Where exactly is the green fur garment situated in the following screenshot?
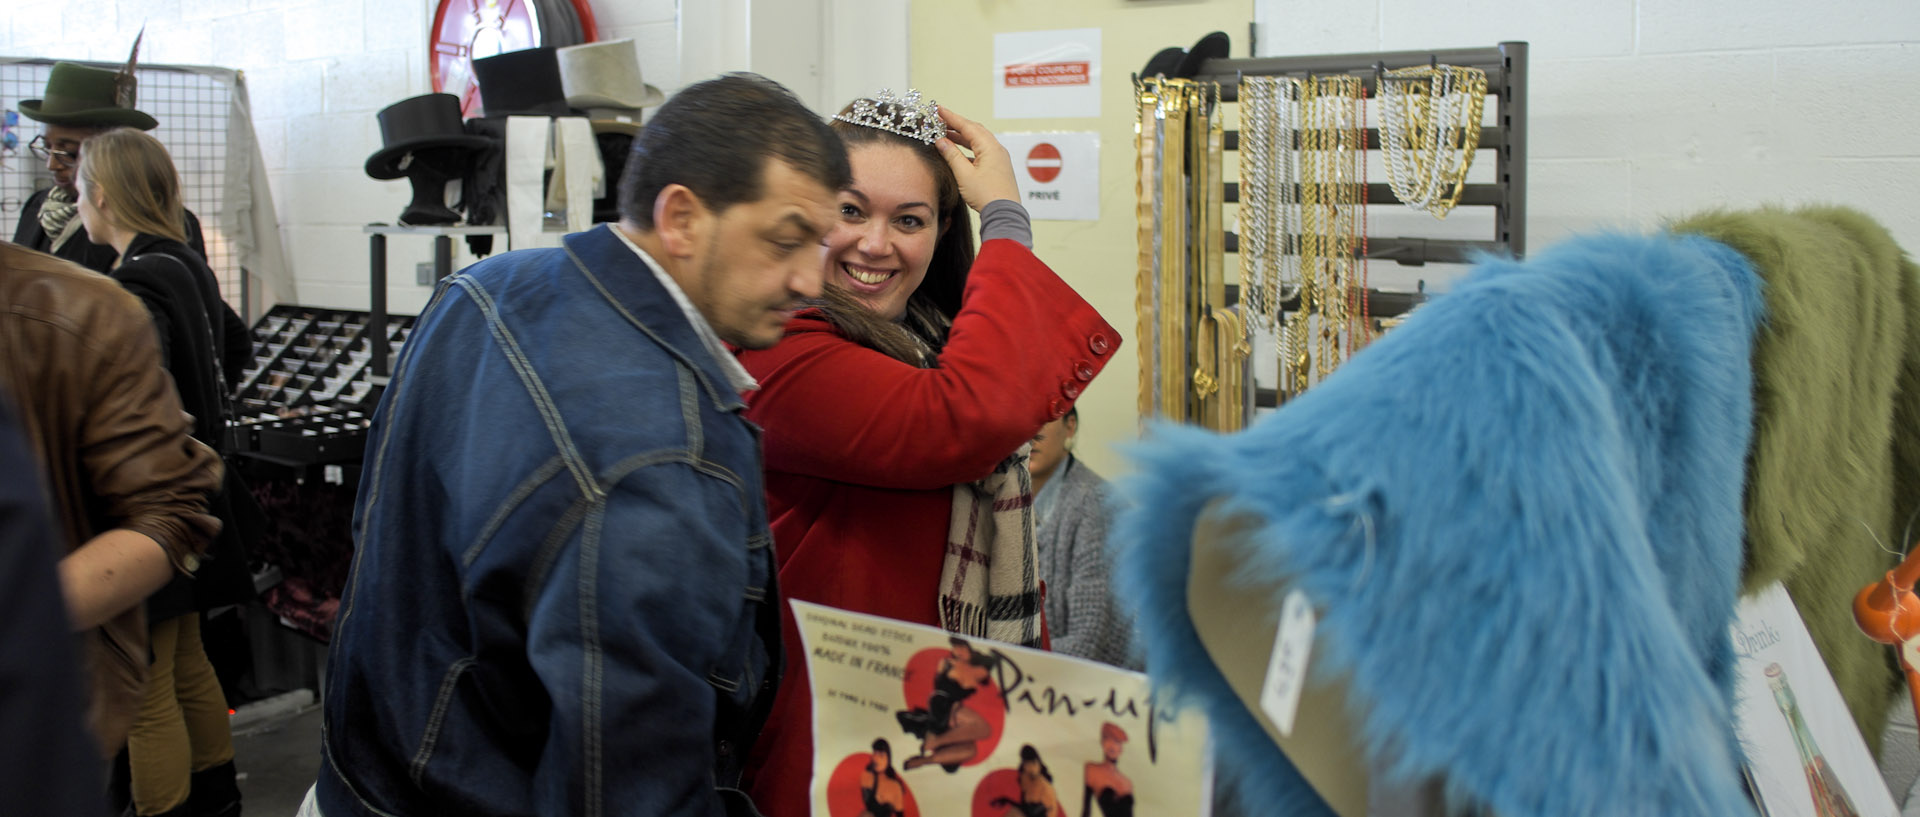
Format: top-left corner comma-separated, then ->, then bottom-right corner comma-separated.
1673,206 -> 1920,751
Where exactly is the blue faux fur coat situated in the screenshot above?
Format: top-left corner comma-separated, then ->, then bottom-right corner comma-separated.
1115,232 -> 1765,817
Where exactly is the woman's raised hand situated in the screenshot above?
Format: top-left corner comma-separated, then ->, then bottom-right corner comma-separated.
933,105 -> 1020,212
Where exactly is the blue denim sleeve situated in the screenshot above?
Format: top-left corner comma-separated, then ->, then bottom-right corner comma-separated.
523,462 -> 744,817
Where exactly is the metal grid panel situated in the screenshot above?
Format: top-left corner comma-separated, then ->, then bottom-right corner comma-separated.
0,60 -> 241,305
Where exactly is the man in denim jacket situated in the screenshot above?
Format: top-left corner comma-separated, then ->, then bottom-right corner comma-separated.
312,74 -> 848,817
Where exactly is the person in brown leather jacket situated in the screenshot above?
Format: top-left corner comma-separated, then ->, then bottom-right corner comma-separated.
0,239 -> 222,757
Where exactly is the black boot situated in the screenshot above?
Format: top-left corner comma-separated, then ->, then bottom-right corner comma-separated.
185,760 -> 241,817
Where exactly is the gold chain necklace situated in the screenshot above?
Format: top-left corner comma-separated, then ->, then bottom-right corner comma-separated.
1379,64 -> 1487,218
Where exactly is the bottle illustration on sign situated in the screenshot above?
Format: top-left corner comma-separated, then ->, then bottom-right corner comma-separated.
1766,663 -> 1860,817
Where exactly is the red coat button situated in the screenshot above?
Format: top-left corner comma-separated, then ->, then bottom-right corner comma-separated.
1088,332 -> 1111,355
1048,398 -> 1066,419
1074,361 -> 1095,382
1061,380 -> 1082,400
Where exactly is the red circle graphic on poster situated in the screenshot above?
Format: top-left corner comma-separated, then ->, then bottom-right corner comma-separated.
897,643 -> 1006,770
971,767 -> 1067,817
1026,142 -> 1063,184
824,751 -> 922,817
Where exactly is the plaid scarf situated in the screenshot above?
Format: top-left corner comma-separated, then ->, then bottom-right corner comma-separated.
938,443 -> 1044,648
38,186 -> 79,244
807,289 -> 1045,647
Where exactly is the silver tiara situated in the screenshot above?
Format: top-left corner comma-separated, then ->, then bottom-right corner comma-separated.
834,88 -> 944,145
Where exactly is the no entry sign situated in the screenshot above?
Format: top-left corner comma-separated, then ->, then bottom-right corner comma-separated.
1027,143 -> 1062,183
1000,131 -> 1099,221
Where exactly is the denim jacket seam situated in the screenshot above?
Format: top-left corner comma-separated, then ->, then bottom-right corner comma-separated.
576,501 -> 608,817
464,456 -> 571,568
451,275 -> 601,498
317,732 -> 407,817
587,452 -> 768,738
564,242 -> 743,413
408,656 -> 479,788
599,449 -> 736,490
678,365 -> 703,460
520,494 -> 600,625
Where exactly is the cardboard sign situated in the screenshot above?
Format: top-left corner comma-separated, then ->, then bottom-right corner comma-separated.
794,600 -> 1213,816
994,28 -> 1102,119
1731,583 -> 1899,816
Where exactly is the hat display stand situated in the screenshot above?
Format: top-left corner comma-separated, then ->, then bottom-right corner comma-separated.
465,46 -> 599,246
394,148 -> 472,226
364,93 -> 494,226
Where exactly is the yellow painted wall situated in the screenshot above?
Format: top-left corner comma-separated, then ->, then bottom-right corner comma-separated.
909,0 -> 1250,477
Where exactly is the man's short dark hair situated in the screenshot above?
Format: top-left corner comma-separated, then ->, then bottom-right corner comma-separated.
619,73 -> 850,228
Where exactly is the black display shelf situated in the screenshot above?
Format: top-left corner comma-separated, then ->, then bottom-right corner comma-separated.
229,305 -> 415,466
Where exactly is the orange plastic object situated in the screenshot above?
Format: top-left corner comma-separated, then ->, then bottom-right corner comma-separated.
1852,545 -> 1920,731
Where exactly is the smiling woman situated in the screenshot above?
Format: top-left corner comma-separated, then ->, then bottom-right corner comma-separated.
735,91 -> 1124,817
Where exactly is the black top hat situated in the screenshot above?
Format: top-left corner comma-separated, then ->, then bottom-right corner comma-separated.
1173,32 -> 1231,79
19,62 -> 158,130
472,47 -> 574,118
365,93 -> 493,180
1141,47 -> 1186,79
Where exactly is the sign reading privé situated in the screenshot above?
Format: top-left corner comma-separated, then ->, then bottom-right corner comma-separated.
993,28 -> 1101,119
1000,132 -> 1099,221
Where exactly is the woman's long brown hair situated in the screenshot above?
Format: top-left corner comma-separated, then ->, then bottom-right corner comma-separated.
814,100 -> 976,367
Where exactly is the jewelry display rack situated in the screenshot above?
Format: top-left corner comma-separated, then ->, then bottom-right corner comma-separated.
1136,42 -> 1528,425
1199,42 -> 1529,267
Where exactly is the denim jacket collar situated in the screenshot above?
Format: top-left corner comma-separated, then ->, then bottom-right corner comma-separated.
562,225 -> 747,412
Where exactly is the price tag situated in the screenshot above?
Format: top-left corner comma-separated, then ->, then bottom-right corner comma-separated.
1259,589 -> 1316,736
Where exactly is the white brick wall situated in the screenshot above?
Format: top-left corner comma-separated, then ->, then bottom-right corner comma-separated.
1,0 -> 678,316
10,3 -> 1914,309
1256,0 -> 1920,289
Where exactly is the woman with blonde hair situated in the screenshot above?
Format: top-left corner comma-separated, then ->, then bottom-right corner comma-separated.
77,126 -> 250,817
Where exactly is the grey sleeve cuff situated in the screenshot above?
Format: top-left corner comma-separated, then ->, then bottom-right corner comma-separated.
978,200 -> 1034,249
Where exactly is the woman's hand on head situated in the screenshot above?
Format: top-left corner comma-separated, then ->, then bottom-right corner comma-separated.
933,105 -> 1020,212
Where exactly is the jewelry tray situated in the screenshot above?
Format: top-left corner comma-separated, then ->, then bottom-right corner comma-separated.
227,305 -> 416,465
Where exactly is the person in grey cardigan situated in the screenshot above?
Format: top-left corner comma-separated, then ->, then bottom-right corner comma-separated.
1031,407 -> 1140,670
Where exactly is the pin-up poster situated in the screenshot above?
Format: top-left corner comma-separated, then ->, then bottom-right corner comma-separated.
793,600 -> 1212,817
1730,582 -> 1898,816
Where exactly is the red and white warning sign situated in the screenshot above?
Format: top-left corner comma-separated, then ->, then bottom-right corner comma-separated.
1004,61 -> 1092,88
994,28 -> 1101,119
1026,143 -> 1063,183
1000,131 -> 1099,222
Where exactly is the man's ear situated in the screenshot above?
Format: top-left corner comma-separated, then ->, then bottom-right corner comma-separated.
652,183 -> 709,259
